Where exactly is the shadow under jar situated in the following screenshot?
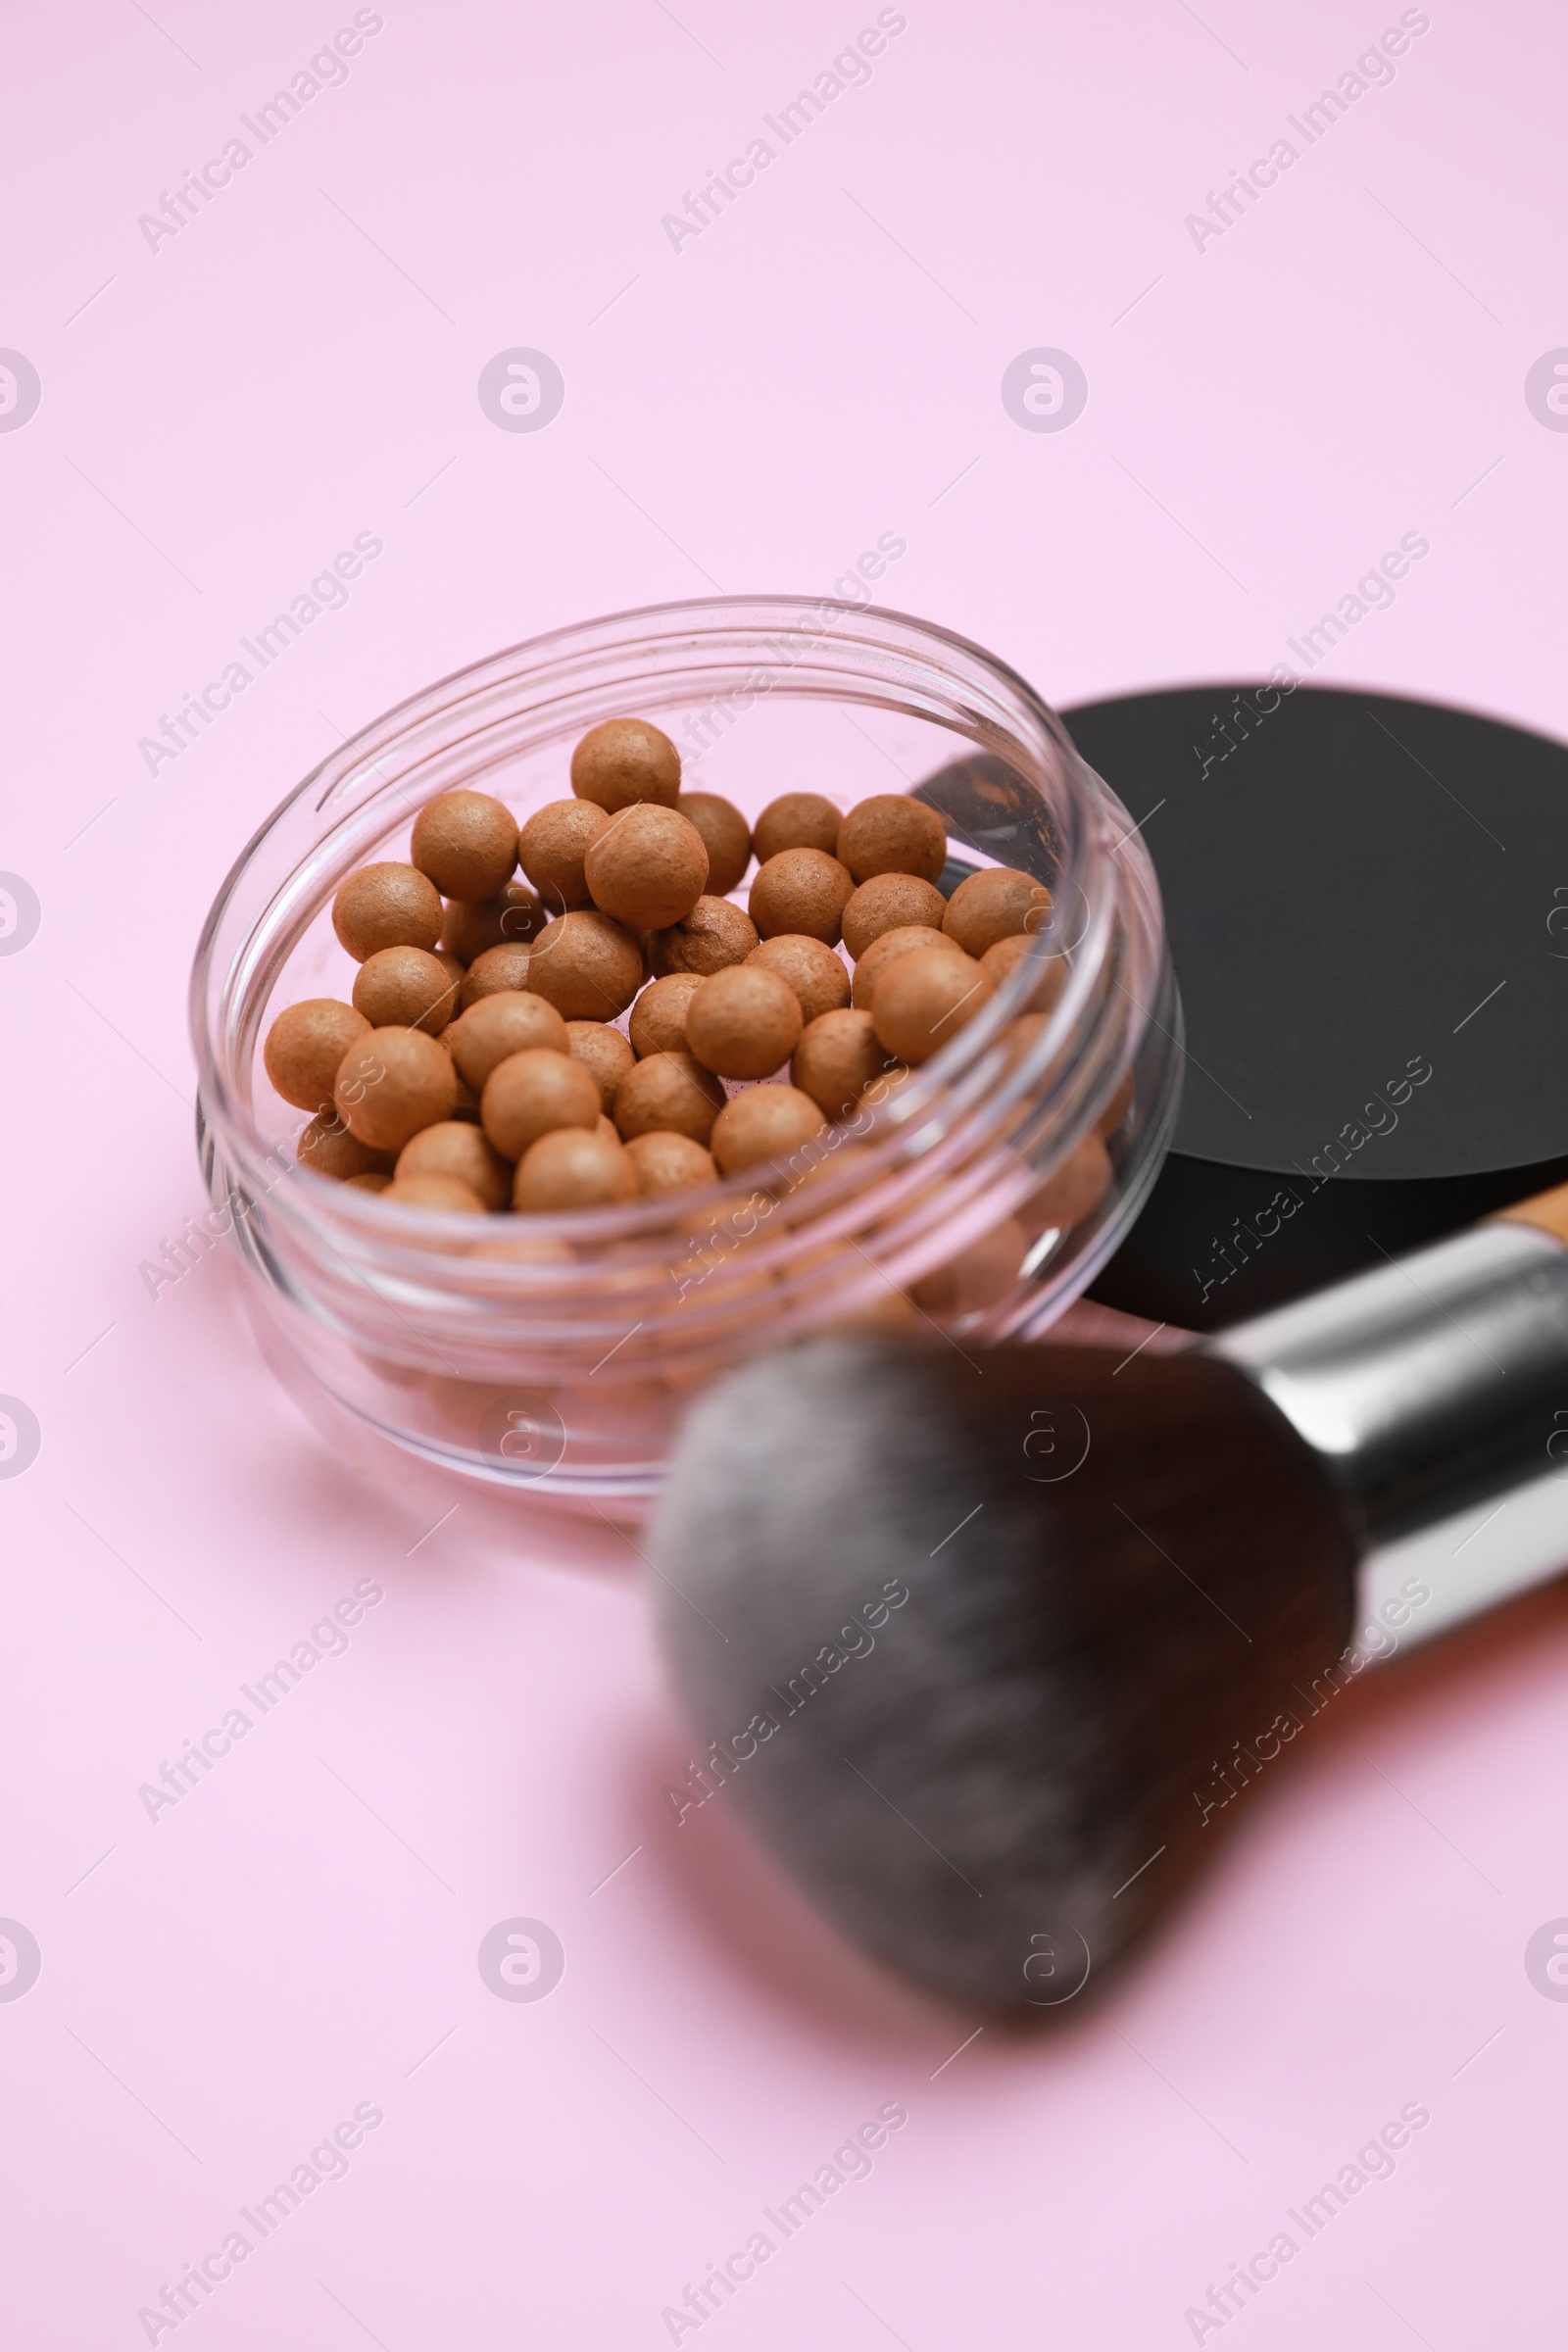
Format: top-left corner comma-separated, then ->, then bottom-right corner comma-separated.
191,596 -> 1182,1515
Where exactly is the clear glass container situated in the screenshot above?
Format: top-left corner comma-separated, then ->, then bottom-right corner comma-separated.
190,596 -> 1181,1514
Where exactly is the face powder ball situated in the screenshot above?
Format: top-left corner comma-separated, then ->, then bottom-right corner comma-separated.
841,871 -> 947,960
908,1217 -> 1030,1316
943,866 -> 1053,958
979,931 -> 1067,1013
791,1007 -> 893,1116
745,934 -> 852,1025
433,1026 -> 482,1116
996,1012 -> 1053,1065
748,848 -> 856,946
264,999 -> 370,1112
612,1050 -> 726,1144
686,964 -> 804,1081
628,973 -> 704,1058
479,1046 -> 602,1161
836,795 -> 948,884
331,861 -> 445,960
382,1172 -> 491,1215
445,990 -> 570,1093
624,1131 -> 717,1199
395,1120 -> 513,1210
649,895 -> 760,976
870,946 -> 993,1065
570,715 -> 682,812
1018,1133 -> 1113,1235
460,942 -> 533,1007
333,1025 -> 459,1151
351,945 -> 461,1034
710,1084 -> 827,1174
851,922 -> 968,1008
297,1112 -> 395,1181
582,803 -> 710,930
518,800 -> 610,912
565,1018 -> 637,1108
513,1124 -> 639,1211
410,790 -> 519,903
753,792 -> 842,863
677,792 -> 752,895
440,880 -> 542,963
526,909 -> 645,1020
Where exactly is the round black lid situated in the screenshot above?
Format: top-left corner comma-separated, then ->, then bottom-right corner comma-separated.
1060,682 -> 1568,1329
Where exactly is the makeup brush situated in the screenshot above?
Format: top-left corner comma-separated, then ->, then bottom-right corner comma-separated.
650,1187 -> 1568,2012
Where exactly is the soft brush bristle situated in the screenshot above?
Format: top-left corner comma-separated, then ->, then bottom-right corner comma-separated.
650,1335 -> 1354,2012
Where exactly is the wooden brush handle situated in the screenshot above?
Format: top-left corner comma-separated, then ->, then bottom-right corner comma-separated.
1494,1182 -> 1568,1247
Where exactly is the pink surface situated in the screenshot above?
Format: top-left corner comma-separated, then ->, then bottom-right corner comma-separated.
1,1 -> 1561,2343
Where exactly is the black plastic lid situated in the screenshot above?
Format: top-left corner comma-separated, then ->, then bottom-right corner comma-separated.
1057,682 -> 1568,1330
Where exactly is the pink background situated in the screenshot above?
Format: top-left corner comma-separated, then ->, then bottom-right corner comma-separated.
3,0 -> 1564,2343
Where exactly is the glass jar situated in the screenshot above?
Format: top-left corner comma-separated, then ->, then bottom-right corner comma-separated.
191,596 -> 1181,1514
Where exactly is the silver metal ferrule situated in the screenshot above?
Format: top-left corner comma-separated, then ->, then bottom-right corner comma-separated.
1206,1219 -> 1568,1651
